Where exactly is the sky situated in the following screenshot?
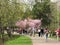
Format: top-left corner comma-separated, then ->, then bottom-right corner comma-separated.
51,0 -> 58,2
20,0 -> 35,5
20,0 -> 59,4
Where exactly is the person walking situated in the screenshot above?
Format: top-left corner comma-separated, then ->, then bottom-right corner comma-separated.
32,27 -> 36,37
44,28 -> 49,41
55,28 -> 60,40
40,27 -> 44,37
38,28 -> 41,37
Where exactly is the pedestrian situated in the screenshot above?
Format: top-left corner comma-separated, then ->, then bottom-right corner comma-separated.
32,27 -> 36,37
44,28 -> 49,41
40,27 -> 44,37
18,28 -> 22,34
55,28 -> 60,40
38,28 -> 41,37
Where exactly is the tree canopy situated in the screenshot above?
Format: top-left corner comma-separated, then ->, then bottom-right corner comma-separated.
32,0 -> 51,27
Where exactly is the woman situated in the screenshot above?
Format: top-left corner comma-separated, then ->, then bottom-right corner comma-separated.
38,28 -> 41,37
55,28 -> 60,40
44,28 -> 49,41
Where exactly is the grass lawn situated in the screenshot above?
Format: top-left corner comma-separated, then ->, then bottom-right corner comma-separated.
5,35 -> 32,45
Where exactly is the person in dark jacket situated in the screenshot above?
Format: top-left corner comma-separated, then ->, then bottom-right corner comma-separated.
40,27 -> 44,37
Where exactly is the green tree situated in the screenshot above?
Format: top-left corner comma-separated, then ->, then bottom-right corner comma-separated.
0,0 -> 26,38
32,0 -> 51,27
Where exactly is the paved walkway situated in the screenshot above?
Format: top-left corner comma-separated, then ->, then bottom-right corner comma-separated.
28,35 -> 60,45
7,32 -> 60,45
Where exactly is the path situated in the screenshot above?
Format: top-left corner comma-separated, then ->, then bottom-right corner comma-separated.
7,32 -> 60,45
28,35 -> 60,45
